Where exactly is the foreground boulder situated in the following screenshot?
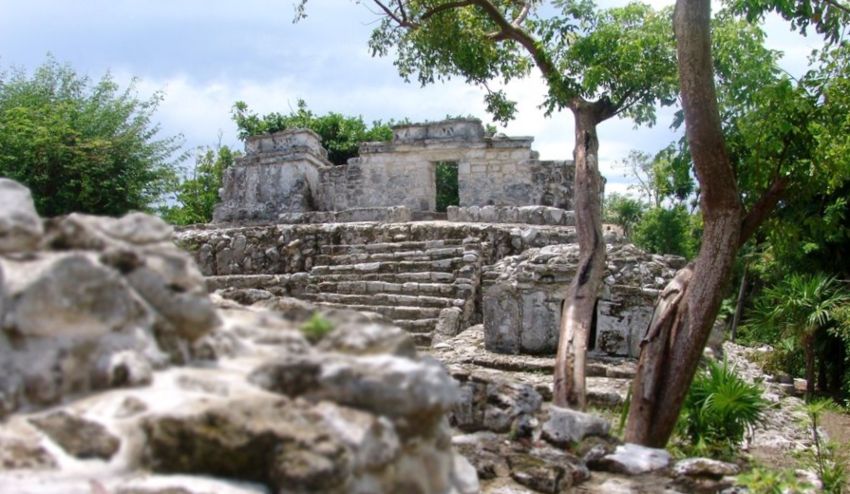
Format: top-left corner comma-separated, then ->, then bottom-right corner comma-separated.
0,180 -> 476,494
0,180 -> 219,416
0,178 -> 43,254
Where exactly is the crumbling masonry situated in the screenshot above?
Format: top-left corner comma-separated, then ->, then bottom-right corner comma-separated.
181,119 -> 680,357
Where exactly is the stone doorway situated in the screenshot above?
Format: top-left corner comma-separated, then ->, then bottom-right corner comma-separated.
435,161 -> 460,212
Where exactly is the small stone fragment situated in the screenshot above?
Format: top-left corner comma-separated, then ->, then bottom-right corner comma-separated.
29,411 -> 121,460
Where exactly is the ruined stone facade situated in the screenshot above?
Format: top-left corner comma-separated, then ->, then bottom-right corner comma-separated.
195,118 -> 678,360
482,243 -> 684,357
214,119 -> 575,223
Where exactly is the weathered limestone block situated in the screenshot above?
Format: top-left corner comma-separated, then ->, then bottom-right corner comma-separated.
482,242 -> 682,357
590,443 -> 672,475
0,180 -> 220,416
248,353 -> 459,423
447,205 -> 576,226
0,178 -> 43,254
450,378 -> 542,433
29,411 -> 120,460
541,406 -> 611,447
214,129 -> 332,224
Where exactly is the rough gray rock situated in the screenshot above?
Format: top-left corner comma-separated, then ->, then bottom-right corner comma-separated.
591,443 -> 671,475
0,178 -> 43,254
5,253 -> 148,338
249,353 -> 459,423
316,321 -> 416,358
673,457 -> 740,478
433,306 -> 463,346
142,397 -> 352,493
29,411 -> 120,460
0,197 -> 221,416
541,406 -> 611,447
0,433 -> 57,470
507,447 -> 590,493
451,379 -> 542,433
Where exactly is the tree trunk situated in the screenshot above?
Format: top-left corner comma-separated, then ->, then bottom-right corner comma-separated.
553,104 -> 608,410
624,0 -> 744,446
730,264 -> 748,341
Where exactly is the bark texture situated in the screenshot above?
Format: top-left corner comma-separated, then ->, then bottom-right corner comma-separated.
553,102 -> 611,409
624,0 -> 744,446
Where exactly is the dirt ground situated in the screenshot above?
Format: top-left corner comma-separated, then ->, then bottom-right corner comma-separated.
823,410 -> 850,476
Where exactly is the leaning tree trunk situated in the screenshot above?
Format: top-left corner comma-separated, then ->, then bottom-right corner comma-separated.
553,102 -> 609,410
624,0 -> 744,446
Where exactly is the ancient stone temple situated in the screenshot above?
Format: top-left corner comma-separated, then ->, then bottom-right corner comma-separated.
213,119 -> 575,223
180,118 -> 681,359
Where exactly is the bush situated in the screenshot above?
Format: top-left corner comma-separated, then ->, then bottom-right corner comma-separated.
161,145 -> 236,225
603,193 -> 645,238
737,466 -> 813,493
632,205 -> 700,258
677,359 -> 768,458
231,99 -> 393,166
300,313 -> 334,343
0,57 -> 183,216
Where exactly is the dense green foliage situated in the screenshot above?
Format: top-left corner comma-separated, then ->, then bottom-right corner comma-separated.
434,161 -> 459,213
743,273 -> 850,398
604,148 -> 699,258
0,58 -> 183,216
231,99 -> 392,165
161,146 -> 236,225
300,312 -> 334,343
355,1 -> 678,125
676,359 -> 767,458
632,205 -> 700,259
603,193 -> 643,238
737,466 -> 813,493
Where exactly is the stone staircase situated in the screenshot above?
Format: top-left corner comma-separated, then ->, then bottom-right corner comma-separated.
297,238 -> 483,345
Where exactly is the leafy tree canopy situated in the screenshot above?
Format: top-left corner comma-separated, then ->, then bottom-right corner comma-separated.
161,145 -> 237,225
0,56 -> 183,216
349,0 -> 678,124
231,99 -> 393,165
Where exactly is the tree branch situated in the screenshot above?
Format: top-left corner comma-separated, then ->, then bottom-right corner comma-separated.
373,0 -> 415,28
824,0 -> 850,15
420,0 -> 476,21
739,176 -> 789,245
510,2 -> 532,27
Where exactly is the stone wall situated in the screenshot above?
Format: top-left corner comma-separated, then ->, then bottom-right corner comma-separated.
318,120 -> 575,212
277,206 -> 413,224
213,129 -> 332,223
176,222 -> 579,278
214,119 -> 576,223
447,205 -> 575,226
481,243 -> 684,357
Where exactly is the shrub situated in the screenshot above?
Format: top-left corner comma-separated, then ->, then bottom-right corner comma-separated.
300,313 -> 334,343
231,99 -> 393,166
737,466 -> 813,493
677,359 -> 768,458
0,56 -> 183,216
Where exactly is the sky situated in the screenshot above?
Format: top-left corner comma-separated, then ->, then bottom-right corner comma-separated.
0,0 -> 825,196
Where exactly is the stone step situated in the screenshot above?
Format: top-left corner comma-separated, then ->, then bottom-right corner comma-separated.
309,301 -> 444,320
204,274 -> 289,292
304,292 -> 464,310
319,239 -> 465,255
394,318 -> 440,334
307,271 -> 458,284
311,280 -> 472,299
315,246 -> 467,266
411,333 -> 433,347
309,257 -> 467,276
